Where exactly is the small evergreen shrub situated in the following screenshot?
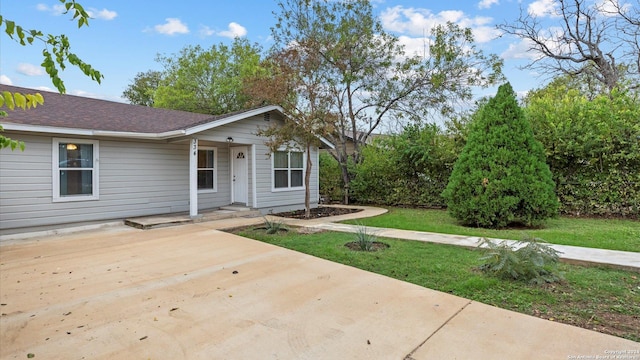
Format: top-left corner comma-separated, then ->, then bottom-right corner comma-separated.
478,236 -> 563,285
442,82 -> 559,228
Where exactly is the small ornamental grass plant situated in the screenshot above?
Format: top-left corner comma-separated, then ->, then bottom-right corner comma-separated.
262,217 -> 288,234
478,235 -> 563,285
354,224 -> 377,251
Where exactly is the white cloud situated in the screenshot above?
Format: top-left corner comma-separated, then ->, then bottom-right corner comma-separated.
0,75 -> 13,85
516,90 -> 530,99
69,90 -> 103,99
501,39 -> 539,60
501,26 -> 571,61
37,3 -> 116,20
17,63 -> 45,76
596,0 -> 631,16
478,0 -> 499,9
474,25 -> 502,43
217,22 -> 248,39
380,6 -> 499,43
36,3 -> 66,15
153,18 -> 189,35
200,25 -> 215,37
528,0 -> 560,17
87,8 -> 118,20
380,6 -> 439,34
398,35 -> 431,58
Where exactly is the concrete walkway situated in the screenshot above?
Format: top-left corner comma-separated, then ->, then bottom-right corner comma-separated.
1,223 -> 637,359
269,205 -> 640,272
306,223 -> 640,272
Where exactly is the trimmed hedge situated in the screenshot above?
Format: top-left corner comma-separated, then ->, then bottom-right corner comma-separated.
525,85 -> 640,218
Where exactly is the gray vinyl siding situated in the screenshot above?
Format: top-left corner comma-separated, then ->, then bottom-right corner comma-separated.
196,114 -> 320,213
197,145 -> 231,210
254,143 -> 320,214
0,133 -> 227,234
0,113 -> 320,234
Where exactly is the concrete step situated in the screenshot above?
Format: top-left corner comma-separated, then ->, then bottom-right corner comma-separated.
125,208 -> 261,230
220,205 -> 252,212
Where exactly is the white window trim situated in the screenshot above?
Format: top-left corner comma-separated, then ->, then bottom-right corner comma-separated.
271,149 -> 305,192
197,146 -> 218,193
52,138 -> 99,202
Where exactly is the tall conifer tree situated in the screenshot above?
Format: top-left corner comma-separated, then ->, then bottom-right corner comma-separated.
443,83 -> 558,228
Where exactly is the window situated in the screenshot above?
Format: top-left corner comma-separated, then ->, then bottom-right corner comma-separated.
53,138 -> 99,202
197,147 -> 217,192
273,150 -> 304,190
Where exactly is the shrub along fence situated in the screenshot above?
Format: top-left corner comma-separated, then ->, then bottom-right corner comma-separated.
320,89 -> 639,219
348,124 -> 458,208
525,87 -> 640,219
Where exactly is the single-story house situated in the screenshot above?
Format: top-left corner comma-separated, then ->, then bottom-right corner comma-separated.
0,85 -> 333,235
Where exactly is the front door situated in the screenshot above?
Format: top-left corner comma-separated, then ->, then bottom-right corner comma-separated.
231,147 -> 248,204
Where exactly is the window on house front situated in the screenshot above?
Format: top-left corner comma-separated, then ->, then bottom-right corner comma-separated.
198,147 -> 217,191
273,150 -> 304,190
53,138 -> 99,202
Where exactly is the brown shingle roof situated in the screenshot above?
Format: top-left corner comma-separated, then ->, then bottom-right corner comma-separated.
0,85 -> 235,133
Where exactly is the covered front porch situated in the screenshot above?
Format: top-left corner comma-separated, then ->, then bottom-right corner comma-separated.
185,137 -> 256,218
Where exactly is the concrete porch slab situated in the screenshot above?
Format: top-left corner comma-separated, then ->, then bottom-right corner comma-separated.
124,207 -> 261,229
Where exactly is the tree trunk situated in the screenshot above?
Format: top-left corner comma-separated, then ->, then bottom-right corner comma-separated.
340,156 -> 350,205
304,143 -> 312,218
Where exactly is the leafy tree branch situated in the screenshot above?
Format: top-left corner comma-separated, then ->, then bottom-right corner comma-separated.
0,0 -> 103,150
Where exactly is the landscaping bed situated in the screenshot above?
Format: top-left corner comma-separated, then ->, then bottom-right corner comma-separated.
273,206 -> 363,219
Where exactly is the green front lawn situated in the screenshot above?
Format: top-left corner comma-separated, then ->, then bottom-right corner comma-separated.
234,227 -> 640,341
342,208 -> 640,252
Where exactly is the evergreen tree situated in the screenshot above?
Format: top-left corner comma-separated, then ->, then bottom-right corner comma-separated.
442,83 -> 558,228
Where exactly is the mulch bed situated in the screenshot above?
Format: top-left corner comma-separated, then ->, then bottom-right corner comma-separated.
273,206 -> 363,219
344,241 -> 390,251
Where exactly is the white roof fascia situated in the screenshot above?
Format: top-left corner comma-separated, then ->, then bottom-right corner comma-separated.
1,123 -> 186,139
1,123 -> 94,136
318,135 -> 335,149
92,129 -> 186,139
184,105 -> 283,135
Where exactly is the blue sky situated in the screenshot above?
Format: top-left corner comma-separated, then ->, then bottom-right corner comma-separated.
1,0 -> 576,103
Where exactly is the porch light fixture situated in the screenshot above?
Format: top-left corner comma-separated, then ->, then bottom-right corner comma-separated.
66,143 -> 78,150
226,137 -> 234,143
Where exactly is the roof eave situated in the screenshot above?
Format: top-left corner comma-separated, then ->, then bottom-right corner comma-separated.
93,129 -> 186,139
318,136 -> 335,150
1,123 -> 186,139
1,123 -> 94,136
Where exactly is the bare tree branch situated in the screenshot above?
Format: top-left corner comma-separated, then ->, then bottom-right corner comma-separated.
498,0 -> 639,94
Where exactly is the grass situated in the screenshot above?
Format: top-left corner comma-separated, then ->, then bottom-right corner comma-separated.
342,208 -> 640,252
234,227 -> 640,341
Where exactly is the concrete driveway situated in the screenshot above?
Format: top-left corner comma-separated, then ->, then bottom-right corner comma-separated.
1,223 -> 637,359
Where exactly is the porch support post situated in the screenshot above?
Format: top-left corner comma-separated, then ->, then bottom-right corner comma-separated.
189,138 -> 199,218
